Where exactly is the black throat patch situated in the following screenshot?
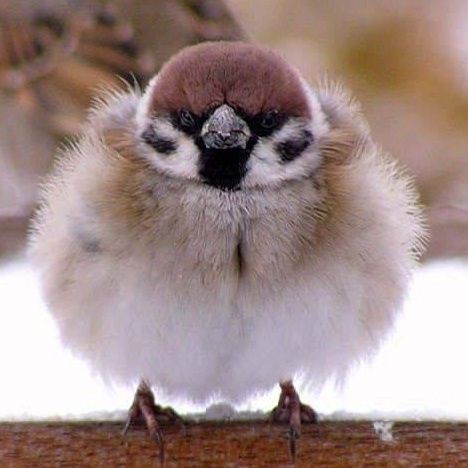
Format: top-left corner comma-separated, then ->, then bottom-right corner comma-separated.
196,137 -> 257,191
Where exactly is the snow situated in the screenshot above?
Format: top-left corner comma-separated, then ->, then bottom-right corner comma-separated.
0,257 -> 467,421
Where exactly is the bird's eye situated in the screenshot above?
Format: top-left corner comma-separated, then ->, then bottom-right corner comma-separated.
260,110 -> 281,130
177,109 -> 197,132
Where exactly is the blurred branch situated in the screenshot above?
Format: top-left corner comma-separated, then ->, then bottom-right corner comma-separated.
174,0 -> 245,41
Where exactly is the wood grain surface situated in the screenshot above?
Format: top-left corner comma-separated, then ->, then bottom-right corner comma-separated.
1,420 -> 468,466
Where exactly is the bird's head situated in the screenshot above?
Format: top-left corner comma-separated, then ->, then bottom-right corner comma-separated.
136,41 -> 329,191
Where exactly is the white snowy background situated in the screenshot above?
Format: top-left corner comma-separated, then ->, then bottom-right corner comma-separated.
0,256 -> 467,421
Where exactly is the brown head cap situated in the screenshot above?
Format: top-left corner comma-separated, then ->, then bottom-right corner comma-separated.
149,42 -> 310,118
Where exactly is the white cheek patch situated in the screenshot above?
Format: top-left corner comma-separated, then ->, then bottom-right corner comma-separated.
138,117 -> 201,181
244,84 -> 330,189
244,120 -> 321,188
135,75 -> 201,181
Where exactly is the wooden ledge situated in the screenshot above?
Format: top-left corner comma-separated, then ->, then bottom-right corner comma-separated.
1,420 -> 467,466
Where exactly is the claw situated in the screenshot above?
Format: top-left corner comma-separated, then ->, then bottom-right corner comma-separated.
121,418 -> 131,437
123,380 -> 184,463
270,380 -> 317,462
287,425 -> 300,461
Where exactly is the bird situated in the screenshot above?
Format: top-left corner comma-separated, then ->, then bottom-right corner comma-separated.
30,41 -> 426,461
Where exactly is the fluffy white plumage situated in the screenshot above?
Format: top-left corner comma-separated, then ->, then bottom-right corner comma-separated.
30,42 -> 426,405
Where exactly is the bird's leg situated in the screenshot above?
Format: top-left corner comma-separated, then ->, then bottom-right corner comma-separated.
270,380 -> 317,460
122,380 -> 185,463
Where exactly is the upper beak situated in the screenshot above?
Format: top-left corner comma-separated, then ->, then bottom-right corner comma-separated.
201,104 -> 250,150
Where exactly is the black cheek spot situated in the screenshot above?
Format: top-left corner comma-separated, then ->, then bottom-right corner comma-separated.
141,127 -> 177,155
276,130 -> 314,163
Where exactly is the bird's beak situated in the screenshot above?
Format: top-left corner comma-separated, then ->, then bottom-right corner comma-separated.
201,105 -> 250,149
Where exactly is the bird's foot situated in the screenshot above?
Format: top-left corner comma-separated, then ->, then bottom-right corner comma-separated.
122,380 -> 185,463
269,380 -> 317,461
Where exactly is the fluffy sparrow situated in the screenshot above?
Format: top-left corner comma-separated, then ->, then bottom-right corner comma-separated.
30,41 -> 426,460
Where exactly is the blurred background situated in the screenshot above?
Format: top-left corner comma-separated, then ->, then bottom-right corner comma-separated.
0,0 -> 467,420
2,0 -> 468,259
